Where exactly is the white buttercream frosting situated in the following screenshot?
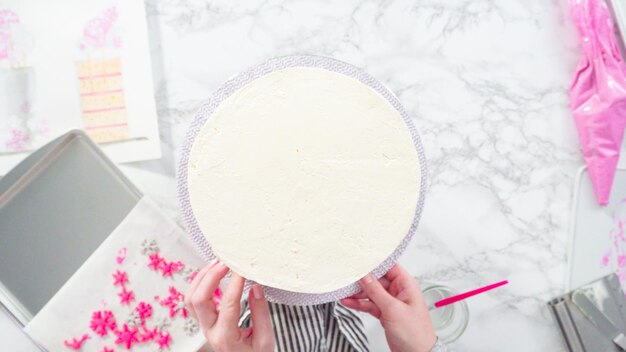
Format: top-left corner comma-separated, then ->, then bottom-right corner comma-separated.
187,67 -> 421,293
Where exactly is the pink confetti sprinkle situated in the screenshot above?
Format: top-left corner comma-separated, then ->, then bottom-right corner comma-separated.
101,347 -> 114,352
116,247 -> 127,264
155,331 -> 172,350
118,287 -> 135,305
135,302 -> 153,320
114,324 -> 139,350
153,295 -> 160,301
159,286 -> 187,319
90,310 -> 117,337
148,253 -> 164,271
112,270 -> 128,287
64,334 -> 90,350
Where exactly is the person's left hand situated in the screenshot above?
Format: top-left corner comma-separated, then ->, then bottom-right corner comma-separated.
185,260 -> 275,352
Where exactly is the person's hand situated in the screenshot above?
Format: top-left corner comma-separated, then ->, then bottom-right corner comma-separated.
185,260 -> 275,352
340,264 -> 436,352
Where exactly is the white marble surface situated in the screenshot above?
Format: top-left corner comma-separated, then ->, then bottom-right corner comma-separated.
4,0 -> 585,351
130,0 -> 583,351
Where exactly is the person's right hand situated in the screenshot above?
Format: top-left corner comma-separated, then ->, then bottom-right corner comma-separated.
340,264 -> 437,352
185,260 -> 275,352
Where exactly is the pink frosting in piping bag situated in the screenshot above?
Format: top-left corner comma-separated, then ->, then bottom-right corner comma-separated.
569,0 -> 626,205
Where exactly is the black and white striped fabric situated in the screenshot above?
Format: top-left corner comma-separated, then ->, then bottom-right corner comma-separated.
239,301 -> 370,352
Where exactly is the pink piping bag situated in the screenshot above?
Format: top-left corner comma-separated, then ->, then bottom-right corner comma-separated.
569,0 -> 626,206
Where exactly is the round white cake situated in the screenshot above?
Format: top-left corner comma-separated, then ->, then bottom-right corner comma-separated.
187,66 -> 421,293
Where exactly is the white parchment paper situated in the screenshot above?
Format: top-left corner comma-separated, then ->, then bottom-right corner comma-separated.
25,197 -> 207,351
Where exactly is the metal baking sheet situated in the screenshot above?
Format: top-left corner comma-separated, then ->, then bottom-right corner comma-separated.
0,130 -> 141,325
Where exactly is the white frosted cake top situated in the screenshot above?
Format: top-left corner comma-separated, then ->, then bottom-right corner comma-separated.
187,67 -> 421,294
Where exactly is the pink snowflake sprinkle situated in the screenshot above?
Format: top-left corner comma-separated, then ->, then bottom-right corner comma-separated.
90,310 -> 117,337
161,260 -> 184,278
112,270 -> 128,287
602,251 -> 612,267
155,331 -> 172,349
139,326 -> 158,342
114,324 -> 139,350
64,334 -> 90,350
148,253 -> 164,271
118,287 -> 135,305
159,286 -> 188,318
135,302 -> 153,320
160,262 -> 175,278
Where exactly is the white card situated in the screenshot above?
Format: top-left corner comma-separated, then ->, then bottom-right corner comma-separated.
0,1 -> 161,174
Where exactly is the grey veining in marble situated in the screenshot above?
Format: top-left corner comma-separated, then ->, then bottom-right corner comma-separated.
122,0 -> 584,350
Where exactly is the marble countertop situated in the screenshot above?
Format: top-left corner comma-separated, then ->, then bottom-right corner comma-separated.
121,0 -> 583,350
2,0 -> 584,351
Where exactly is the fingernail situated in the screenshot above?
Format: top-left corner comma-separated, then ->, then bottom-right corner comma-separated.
215,260 -> 226,268
208,259 -> 218,268
360,273 -> 375,285
252,285 -> 263,300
